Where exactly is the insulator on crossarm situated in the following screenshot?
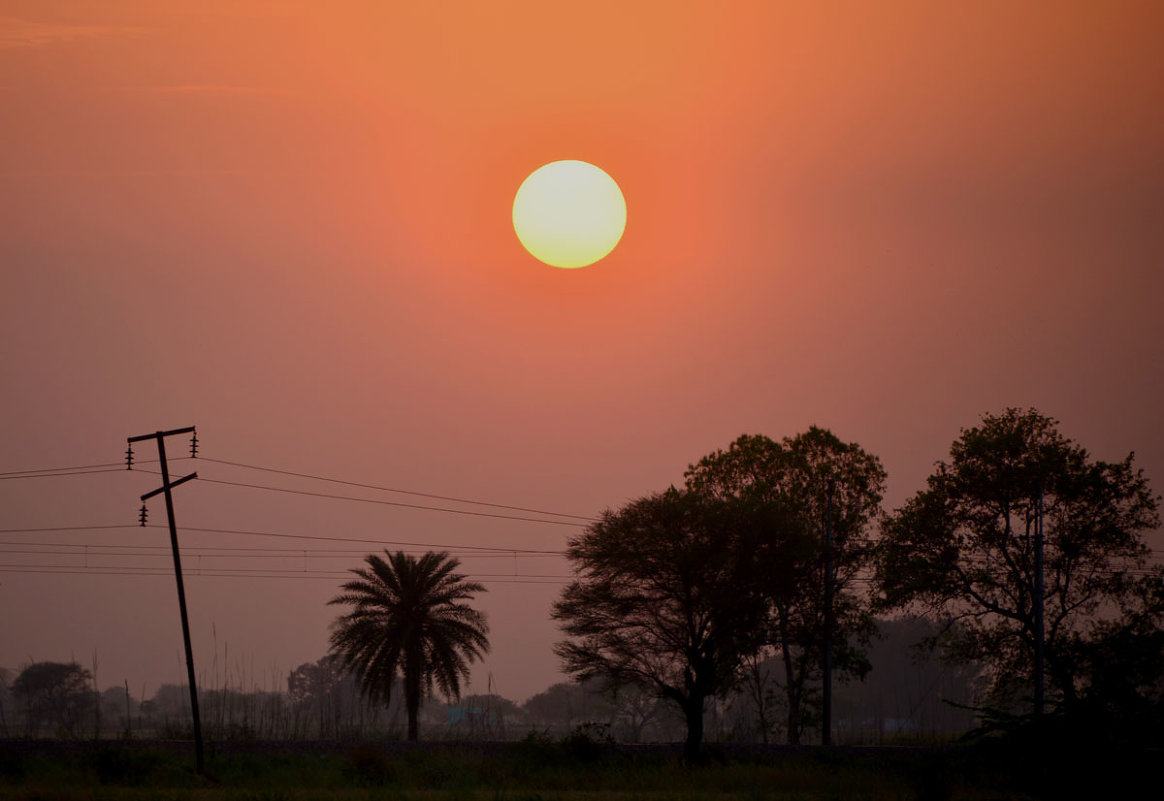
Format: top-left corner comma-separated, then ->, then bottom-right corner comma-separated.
125,444 -> 134,470
139,503 -> 148,527
190,430 -> 199,458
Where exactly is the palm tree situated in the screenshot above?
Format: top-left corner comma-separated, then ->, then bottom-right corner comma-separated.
328,550 -> 489,740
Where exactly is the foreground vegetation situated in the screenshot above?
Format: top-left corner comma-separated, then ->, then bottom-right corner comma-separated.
0,726 -> 1155,801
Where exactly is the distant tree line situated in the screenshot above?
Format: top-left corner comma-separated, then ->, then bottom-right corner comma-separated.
0,616 -> 976,745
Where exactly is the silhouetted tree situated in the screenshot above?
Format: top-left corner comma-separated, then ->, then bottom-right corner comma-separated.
289,654 -> 351,737
875,408 -> 1160,716
12,661 -> 94,738
553,488 -> 769,761
685,428 -> 886,744
287,654 -> 345,705
329,550 -> 489,741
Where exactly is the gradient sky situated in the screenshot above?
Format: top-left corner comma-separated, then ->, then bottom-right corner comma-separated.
2,1 -> 1162,703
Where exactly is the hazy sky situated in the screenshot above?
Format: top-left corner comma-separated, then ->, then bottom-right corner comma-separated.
2,1 -> 1162,703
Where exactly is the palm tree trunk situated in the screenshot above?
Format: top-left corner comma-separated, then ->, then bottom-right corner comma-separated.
406,697 -> 419,740
405,649 -> 422,741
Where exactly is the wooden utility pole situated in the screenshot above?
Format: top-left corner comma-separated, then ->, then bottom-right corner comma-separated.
127,426 -> 203,774
822,480 -> 834,746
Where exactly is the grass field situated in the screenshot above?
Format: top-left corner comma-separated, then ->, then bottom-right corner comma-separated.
0,735 -> 1144,800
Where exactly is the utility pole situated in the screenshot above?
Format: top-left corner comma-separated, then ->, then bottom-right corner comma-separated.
127,426 -> 203,774
822,479 -> 834,746
1033,480 -> 1045,718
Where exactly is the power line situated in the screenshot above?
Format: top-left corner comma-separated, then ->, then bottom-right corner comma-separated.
166,524 -> 566,555
3,524 -> 1155,564
0,525 -> 142,534
6,547 -> 1148,577
12,560 -> 1159,583
1,454 -> 597,525
0,461 -> 126,476
0,562 -> 571,578
129,464 -> 588,528
0,468 -> 128,481
196,457 -> 597,522
0,541 -> 555,559
0,565 -> 570,584
6,524 -> 1160,564
0,523 -> 567,555
189,475 -> 589,528
179,525 -> 566,555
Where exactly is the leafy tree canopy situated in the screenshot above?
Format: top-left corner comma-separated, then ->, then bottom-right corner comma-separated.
684,427 -> 886,744
553,487 -> 769,760
875,408 -> 1160,714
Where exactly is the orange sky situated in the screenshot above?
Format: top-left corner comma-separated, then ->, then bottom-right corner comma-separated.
2,0 -> 1163,702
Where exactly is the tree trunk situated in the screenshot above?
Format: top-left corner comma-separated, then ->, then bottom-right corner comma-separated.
406,698 -> 419,741
746,656 -> 772,745
779,637 -> 801,744
786,683 -> 801,745
405,649 -> 422,741
775,604 -> 803,745
405,680 -> 420,742
682,694 -> 705,763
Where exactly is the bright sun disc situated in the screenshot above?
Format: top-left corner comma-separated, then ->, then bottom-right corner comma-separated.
512,160 -> 626,269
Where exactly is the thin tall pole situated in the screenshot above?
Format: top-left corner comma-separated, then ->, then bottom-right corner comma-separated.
1033,481 -> 1045,718
129,426 -> 202,773
822,480 -> 834,746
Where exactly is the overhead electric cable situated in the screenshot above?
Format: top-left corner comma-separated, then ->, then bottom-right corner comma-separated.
197,457 -> 597,522
0,460 -> 162,477
0,525 -> 142,534
0,468 -> 128,480
173,524 -> 566,555
0,566 -> 569,584
0,523 -> 567,555
0,562 -> 570,578
191,476 -> 588,527
0,461 -> 125,476
0,540 -> 553,558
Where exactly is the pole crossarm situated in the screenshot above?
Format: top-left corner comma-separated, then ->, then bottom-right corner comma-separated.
141,472 -> 197,501
128,426 -> 196,444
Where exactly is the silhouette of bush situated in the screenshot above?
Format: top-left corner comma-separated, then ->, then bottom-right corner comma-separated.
561,723 -> 613,762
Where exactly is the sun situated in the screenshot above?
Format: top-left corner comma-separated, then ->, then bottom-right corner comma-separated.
512,160 -> 626,269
